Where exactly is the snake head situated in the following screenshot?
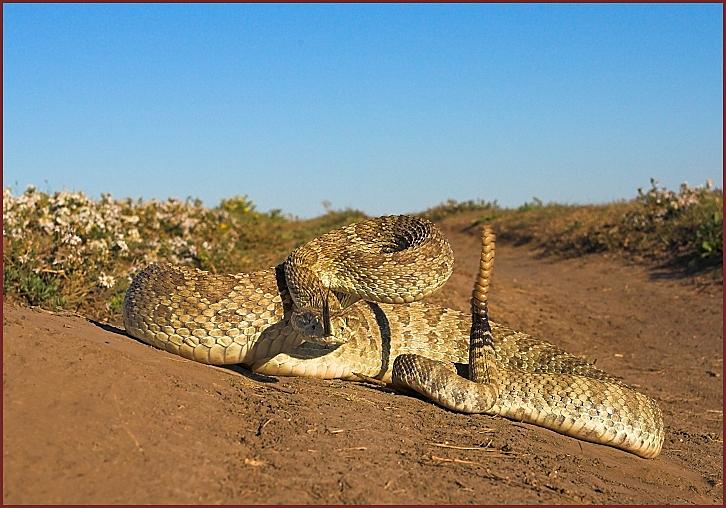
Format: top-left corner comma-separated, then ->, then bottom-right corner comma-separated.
289,291 -> 367,347
289,284 -> 355,346
290,307 -> 348,346
290,289 -> 346,345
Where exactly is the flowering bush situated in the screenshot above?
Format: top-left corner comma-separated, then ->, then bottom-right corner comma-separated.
3,186 -> 363,322
624,178 -> 723,261
635,178 -> 715,221
4,188 -> 199,318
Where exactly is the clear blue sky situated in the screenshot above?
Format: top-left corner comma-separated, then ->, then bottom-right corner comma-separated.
3,3 -> 723,218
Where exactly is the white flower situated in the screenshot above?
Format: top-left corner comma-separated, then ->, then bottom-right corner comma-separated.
115,239 -> 129,252
127,228 -> 141,242
89,239 -> 108,252
54,214 -> 68,227
3,188 -> 14,211
38,218 -> 54,233
98,273 -> 116,288
62,233 -> 83,246
181,217 -> 198,233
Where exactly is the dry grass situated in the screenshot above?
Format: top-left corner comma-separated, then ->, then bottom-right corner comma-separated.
426,179 -> 722,271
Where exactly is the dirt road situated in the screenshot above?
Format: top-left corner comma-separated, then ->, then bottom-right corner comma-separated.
3,214 -> 723,504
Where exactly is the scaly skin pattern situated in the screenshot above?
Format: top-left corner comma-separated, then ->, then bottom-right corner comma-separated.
392,355 -> 663,459
123,261 -> 664,458
123,263 -> 304,365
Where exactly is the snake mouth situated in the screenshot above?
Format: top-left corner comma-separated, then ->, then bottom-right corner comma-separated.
290,308 -> 343,341
290,305 -> 352,347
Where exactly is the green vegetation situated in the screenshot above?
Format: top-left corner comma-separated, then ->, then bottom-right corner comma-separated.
3,179 -> 720,323
453,179 -> 722,269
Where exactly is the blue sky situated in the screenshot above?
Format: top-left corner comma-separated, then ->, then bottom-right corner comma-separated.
3,4 -> 723,217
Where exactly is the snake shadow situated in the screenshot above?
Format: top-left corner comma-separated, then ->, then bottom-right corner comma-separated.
88,319 -> 283,384
89,319 -> 146,344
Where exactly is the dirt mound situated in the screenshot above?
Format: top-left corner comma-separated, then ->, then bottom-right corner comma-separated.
3,215 -> 722,504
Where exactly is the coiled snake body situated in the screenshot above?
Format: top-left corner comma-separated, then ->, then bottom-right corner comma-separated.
123,215 -> 664,458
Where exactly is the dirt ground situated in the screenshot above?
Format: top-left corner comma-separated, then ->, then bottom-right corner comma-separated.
3,214 -> 723,504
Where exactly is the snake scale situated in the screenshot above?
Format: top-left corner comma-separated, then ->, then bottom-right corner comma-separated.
123,215 -> 664,458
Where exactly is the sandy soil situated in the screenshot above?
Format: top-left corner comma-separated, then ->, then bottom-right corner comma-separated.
3,214 -> 723,504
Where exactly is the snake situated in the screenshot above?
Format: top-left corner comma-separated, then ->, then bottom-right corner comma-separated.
123,215 -> 664,458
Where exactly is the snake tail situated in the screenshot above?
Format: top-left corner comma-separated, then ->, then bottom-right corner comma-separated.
469,225 -> 496,383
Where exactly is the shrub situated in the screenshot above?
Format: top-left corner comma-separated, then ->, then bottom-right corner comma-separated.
474,179 -> 722,269
2,186 -> 364,323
